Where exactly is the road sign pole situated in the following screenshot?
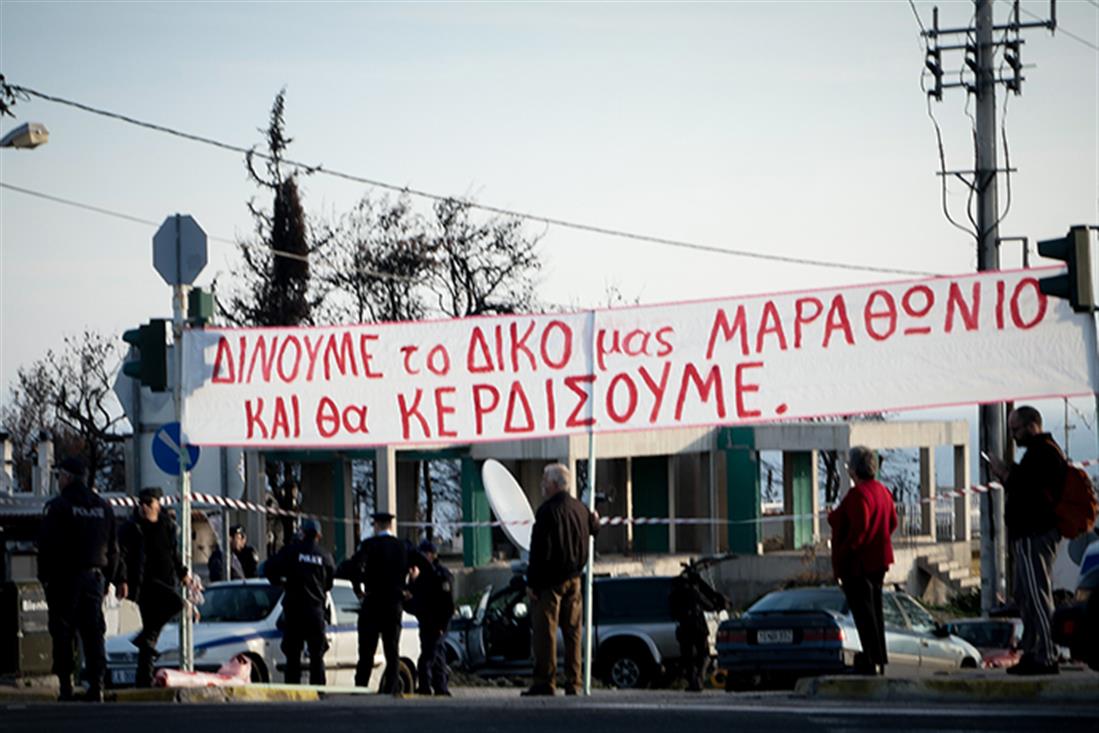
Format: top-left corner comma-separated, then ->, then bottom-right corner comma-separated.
172,218 -> 194,673
153,211 -> 206,674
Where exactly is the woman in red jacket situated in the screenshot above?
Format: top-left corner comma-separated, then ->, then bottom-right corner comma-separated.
829,446 -> 898,676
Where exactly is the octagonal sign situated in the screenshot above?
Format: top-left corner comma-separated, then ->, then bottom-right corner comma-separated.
153,214 -> 208,286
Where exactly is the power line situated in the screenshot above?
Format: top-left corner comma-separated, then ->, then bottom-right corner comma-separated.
0,181 -> 413,281
9,84 -> 940,278
1010,1 -> 1099,51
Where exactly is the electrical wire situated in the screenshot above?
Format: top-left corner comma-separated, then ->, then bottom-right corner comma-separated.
912,4 -> 979,244
1011,0 -> 1099,52
7,84 -> 939,278
0,181 -> 415,282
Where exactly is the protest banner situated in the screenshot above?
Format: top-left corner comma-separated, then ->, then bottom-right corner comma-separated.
182,267 -> 1097,447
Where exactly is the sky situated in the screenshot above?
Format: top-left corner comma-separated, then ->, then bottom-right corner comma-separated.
1,1 -> 1097,465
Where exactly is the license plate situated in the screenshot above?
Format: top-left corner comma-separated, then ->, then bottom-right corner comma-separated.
757,629 -> 794,644
111,668 -> 136,685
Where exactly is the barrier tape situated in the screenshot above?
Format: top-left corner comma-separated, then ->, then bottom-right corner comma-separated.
4,456 -> 1095,529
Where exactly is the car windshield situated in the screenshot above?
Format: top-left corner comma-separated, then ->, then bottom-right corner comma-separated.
199,585 -> 282,623
949,622 -> 1014,648
748,588 -> 847,614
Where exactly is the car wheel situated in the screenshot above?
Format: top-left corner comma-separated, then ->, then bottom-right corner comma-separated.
960,656 -> 978,669
602,644 -> 652,689
397,659 -> 416,693
245,654 -> 269,683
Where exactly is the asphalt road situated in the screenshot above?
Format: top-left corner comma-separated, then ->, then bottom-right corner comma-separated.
3,690 -> 1097,733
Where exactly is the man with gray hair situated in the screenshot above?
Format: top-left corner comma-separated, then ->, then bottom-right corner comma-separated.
829,446 -> 897,675
523,463 -> 600,696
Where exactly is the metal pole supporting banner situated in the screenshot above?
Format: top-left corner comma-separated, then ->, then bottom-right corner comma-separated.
974,0 -> 1006,613
583,309 -> 597,696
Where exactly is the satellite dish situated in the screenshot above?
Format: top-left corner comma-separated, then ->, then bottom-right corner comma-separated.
481,459 -> 536,553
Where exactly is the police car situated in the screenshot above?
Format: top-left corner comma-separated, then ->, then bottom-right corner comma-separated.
105,578 -> 420,690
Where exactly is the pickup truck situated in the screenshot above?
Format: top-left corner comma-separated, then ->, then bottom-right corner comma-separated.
445,574 -> 725,689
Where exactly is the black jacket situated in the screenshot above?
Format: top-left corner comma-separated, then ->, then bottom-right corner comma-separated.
1006,433 -> 1067,541
37,481 -> 119,586
669,570 -> 726,634
527,492 -> 600,592
350,534 -> 409,608
407,554 -> 455,632
208,545 -> 244,582
265,536 -> 335,614
118,512 -> 186,604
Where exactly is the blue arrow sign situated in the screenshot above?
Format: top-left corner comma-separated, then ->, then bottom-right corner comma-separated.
152,422 -> 200,476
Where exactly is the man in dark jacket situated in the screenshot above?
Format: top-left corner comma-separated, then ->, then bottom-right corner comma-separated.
828,446 -> 898,676
265,518 -> 335,685
118,487 -> 189,688
669,563 -> 727,691
523,463 -> 600,697
350,512 -> 411,693
207,540 -> 244,581
990,406 -> 1067,675
408,540 -> 454,696
37,456 -> 120,701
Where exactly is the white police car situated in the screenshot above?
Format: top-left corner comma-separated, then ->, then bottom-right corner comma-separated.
105,578 -> 420,690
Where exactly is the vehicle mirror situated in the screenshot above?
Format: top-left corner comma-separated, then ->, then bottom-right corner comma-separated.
459,605 -> 474,620
513,602 -> 529,619
932,624 -> 951,638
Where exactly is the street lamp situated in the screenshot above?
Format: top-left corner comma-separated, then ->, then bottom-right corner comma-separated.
0,122 -> 49,149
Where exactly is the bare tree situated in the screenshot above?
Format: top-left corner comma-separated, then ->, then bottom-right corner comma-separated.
318,194 -> 435,325
1,331 -> 126,491
430,198 -> 541,318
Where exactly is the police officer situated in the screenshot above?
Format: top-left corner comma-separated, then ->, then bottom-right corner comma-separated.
350,512 -> 410,693
265,518 -> 335,685
668,562 -> 727,692
37,456 -> 120,701
408,540 -> 454,696
230,525 -> 260,578
118,487 -> 189,688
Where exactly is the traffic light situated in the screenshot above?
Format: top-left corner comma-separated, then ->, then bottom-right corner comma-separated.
1038,226 -> 1094,313
122,319 -> 168,392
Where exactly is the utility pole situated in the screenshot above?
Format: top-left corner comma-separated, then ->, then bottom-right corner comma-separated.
921,0 -> 1057,613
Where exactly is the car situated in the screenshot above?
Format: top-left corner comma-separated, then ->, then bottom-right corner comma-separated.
715,586 -> 981,691
1052,537 -> 1099,670
447,574 -> 726,689
943,617 -> 1024,669
104,578 -> 420,690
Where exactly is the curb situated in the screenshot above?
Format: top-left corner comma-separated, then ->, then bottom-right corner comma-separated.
0,685 -> 320,704
795,673 -> 1099,703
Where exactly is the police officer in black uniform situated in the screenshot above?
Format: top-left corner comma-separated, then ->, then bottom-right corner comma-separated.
118,487 -> 189,688
265,518 -> 335,685
37,456 -> 120,701
668,561 -> 727,692
408,540 -> 454,696
350,512 -> 410,693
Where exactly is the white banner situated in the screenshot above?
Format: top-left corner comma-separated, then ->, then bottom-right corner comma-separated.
182,268 -> 1097,447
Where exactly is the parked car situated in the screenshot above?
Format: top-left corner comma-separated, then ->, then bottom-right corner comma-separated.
943,617 -> 1024,669
716,586 -> 981,691
104,578 -> 420,690
1052,537 -> 1099,670
447,574 -> 725,689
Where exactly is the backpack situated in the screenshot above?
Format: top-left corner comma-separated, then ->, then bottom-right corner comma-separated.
1055,464 -> 1099,539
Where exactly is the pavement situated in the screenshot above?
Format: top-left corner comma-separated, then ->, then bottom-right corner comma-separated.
795,667 -> 1099,703
2,667 -> 1097,707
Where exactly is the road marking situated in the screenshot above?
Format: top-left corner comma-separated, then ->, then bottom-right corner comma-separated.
577,701 -> 1094,718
